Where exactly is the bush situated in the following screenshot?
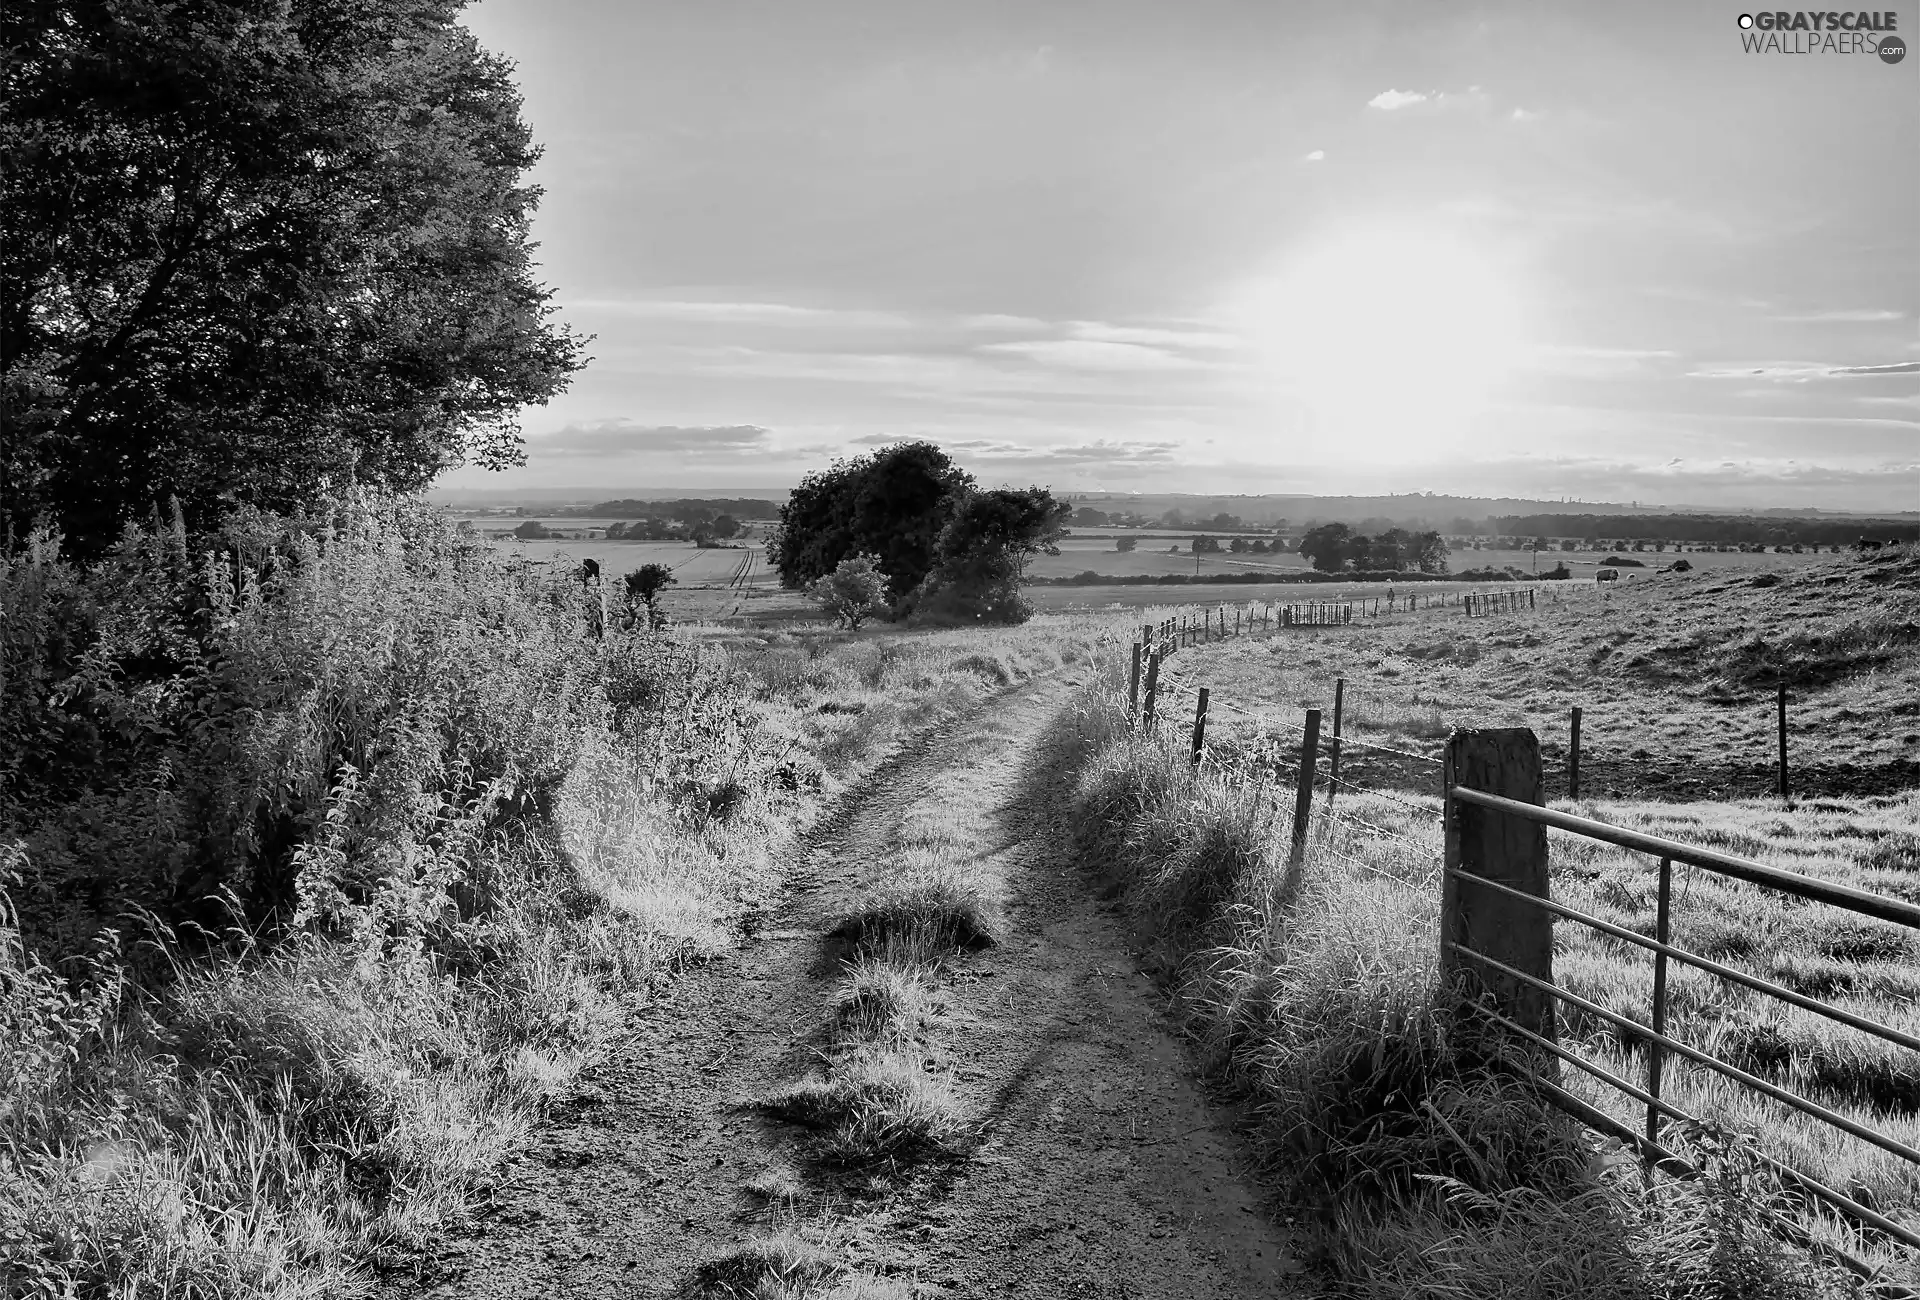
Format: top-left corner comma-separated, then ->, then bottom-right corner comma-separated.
806,554 -> 890,629
2,494 -> 607,958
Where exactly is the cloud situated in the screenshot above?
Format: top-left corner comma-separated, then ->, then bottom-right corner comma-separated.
1066,321 -> 1241,350
1688,360 -> 1920,380
565,299 -> 909,328
1367,89 -> 1428,111
1509,106 -> 1542,123
1829,361 -> 1920,375
528,422 -> 771,458
959,313 -> 1050,331
1768,309 -> 1906,324
976,338 -> 1207,371
1303,149 -> 1326,161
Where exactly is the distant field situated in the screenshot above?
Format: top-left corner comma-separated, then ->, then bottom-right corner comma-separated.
479,537 -> 777,588
1137,546 -> 1920,803
1023,578 -> 1575,613
1038,538 -> 1833,583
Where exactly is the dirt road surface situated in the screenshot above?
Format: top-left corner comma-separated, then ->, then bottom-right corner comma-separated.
384,675 -> 1314,1298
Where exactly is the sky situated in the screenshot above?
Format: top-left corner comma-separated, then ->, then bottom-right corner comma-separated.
443,0 -> 1920,510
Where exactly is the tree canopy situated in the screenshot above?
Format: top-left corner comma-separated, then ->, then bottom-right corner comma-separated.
913,486 -> 1070,624
770,441 -> 973,600
1,0 -> 586,554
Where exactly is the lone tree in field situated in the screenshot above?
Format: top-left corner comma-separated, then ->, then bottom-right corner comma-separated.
912,487 -> 1070,625
1114,535 -> 1138,552
624,564 -> 676,623
1,0 -> 587,554
771,441 -> 973,601
806,554 -> 889,629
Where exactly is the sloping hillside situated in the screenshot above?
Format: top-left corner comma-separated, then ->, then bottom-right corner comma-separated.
1152,545 -> 1920,800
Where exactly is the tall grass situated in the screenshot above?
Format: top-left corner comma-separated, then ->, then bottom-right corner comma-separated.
1032,656 -> 1871,1297
0,495 -> 1101,1296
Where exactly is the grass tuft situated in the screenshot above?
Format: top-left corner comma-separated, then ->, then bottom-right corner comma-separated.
760,1053 -> 968,1172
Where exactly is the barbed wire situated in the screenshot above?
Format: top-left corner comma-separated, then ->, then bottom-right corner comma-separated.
1322,805 -> 1428,846
1327,734 -> 1445,766
1322,771 -> 1443,819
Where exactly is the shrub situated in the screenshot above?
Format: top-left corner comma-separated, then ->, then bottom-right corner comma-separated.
805,553 -> 890,629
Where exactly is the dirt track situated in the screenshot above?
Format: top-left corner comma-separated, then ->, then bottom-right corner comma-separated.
383,674 -> 1311,1298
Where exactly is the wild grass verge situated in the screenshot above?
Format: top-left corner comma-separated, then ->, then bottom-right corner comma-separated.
0,495 -> 1103,1297
1031,656 -> 1884,1297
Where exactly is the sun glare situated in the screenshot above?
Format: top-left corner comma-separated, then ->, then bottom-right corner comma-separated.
1231,225 -> 1527,446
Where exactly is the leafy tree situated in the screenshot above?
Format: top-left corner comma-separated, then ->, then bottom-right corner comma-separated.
1115,535 -> 1138,552
2,0 -> 588,554
912,487 -> 1069,625
770,441 -> 972,601
1248,538 -> 1269,554
806,554 -> 889,629
1209,512 -> 1242,531
710,514 -> 740,539
623,563 -> 676,619
1298,522 -> 1352,572
1191,536 -> 1222,554
1228,537 -> 1248,554
1072,506 -> 1110,526
513,520 -> 550,539
1409,530 -> 1450,574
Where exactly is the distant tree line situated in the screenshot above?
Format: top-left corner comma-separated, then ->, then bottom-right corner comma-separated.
1297,523 -> 1449,574
564,498 -> 782,520
1481,513 -> 1919,548
770,442 -> 1068,625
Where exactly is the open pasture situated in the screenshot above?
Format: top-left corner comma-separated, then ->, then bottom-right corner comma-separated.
484,537 -> 774,587
1144,545 -> 1920,803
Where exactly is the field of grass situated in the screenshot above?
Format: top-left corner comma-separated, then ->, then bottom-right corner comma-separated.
1134,546 -> 1920,801
1031,641 -> 1912,1294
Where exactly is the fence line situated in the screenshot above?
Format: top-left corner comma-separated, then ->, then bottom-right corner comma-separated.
1112,603 -> 1906,1282
1443,740 -> 1920,1280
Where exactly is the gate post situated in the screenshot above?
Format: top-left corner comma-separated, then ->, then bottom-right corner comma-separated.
1442,728 -> 1556,1045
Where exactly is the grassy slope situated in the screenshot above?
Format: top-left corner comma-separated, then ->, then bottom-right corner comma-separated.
1145,545 -> 1920,800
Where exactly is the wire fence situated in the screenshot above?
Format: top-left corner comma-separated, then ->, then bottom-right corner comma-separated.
1114,600 -> 1918,1288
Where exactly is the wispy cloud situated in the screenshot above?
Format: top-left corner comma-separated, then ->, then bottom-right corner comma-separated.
527,422 -> 771,458
958,313 -> 1050,331
1688,360 -> 1920,380
1066,322 -> 1240,350
566,299 -> 910,328
1303,148 -> 1326,161
1768,309 -> 1906,324
1830,361 -> 1920,375
976,338 -> 1208,371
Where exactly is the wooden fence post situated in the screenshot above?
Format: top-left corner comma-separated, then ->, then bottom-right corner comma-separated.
1129,642 -> 1143,725
1328,678 -> 1345,806
1191,687 -> 1210,767
1778,682 -> 1790,802
1289,708 -> 1322,870
1442,728 -> 1556,1044
1569,706 -> 1582,801
1142,648 -> 1162,727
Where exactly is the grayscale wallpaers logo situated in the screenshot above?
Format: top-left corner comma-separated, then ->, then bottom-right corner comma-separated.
1737,10 -> 1906,58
